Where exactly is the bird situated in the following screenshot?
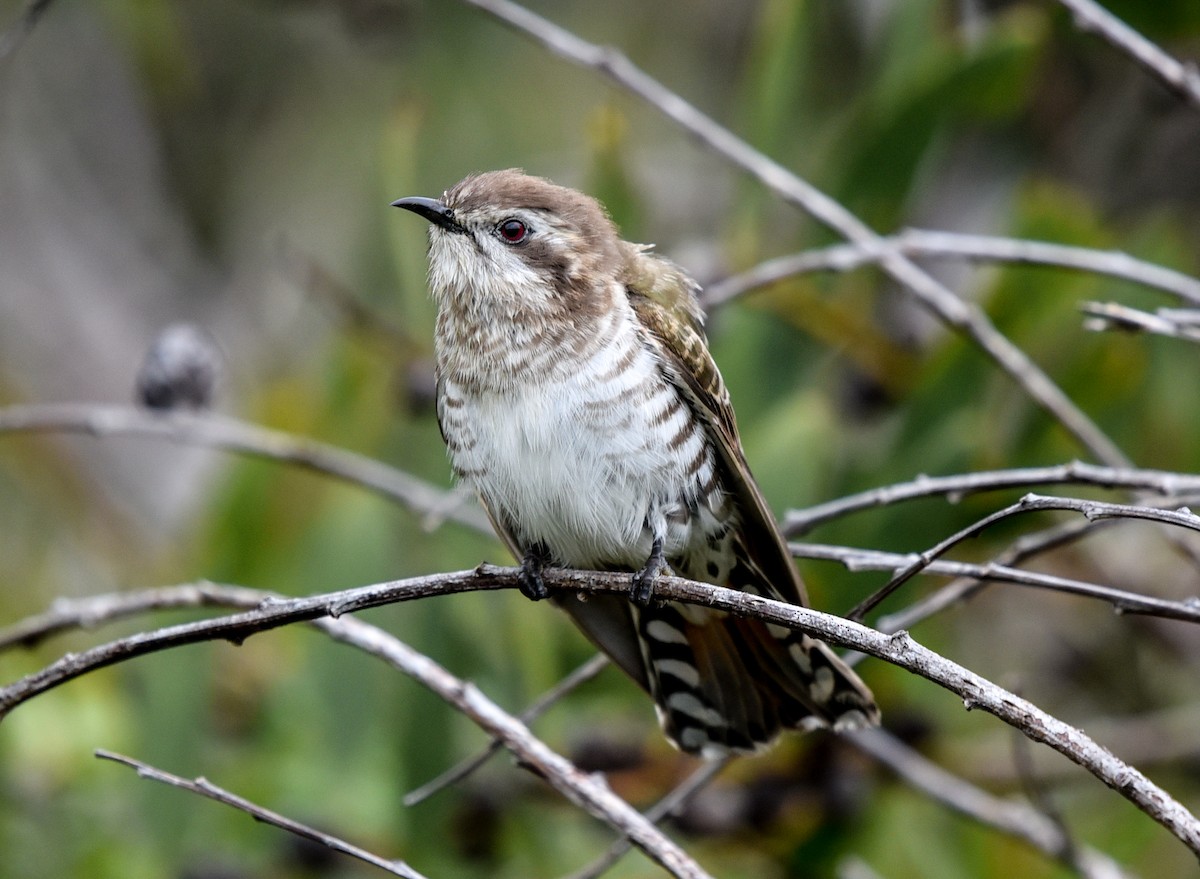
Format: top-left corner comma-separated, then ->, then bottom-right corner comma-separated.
392,169 -> 879,756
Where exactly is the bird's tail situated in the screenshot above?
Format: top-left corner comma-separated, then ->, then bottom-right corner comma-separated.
635,603 -> 879,755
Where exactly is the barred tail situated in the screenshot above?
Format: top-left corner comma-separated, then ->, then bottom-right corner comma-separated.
635,603 -> 879,756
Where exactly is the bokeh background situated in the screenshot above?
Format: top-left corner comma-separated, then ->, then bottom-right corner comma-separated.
2,0 -> 1199,876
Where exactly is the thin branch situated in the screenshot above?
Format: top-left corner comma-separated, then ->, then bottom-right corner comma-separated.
847,493 -> 1200,621
402,653 -> 611,807
1010,727 -> 1084,878
1082,301 -> 1200,343
0,403 -> 491,534
457,0 -> 1130,468
311,597 -> 715,879
704,230 -> 1200,308
562,757 -> 732,879
847,729 -> 1135,879
5,584 -> 1138,879
1055,0 -> 1200,111
784,462 -> 1200,536
3,582 -> 708,879
2,567 -> 1198,856
954,702 -> 1200,786
875,515 -> 1118,633
95,749 -> 429,878
792,542 -> 1200,625
0,581 -> 269,651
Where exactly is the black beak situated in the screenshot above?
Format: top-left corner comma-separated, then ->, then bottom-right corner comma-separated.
391,196 -> 466,234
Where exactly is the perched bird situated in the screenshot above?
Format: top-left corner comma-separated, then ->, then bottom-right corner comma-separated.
393,170 -> 879,755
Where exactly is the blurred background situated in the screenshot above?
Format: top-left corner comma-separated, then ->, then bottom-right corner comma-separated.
1,0 -> 1199,876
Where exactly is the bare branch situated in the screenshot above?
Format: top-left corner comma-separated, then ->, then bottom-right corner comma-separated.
1055,0 -> 1200,110
0,581 -> 267,651
95,749 -> 429,878
1082,301 -> 1200,343
705,230 -> 1200,308
3,567 -> 1197,856
792,542 -> 1200,624
848,729 -> 1135,879
402,653 -> 611,807
3,582 -> 708,879
311,600 -> 715,879
784,462 -> 1200,536
0,403 -> 491,534
7,585 -> 1138,879
562,757 -> 731,879
456,0 -> 1130,467
876,515 -> 1117,632
847,493 -> 1200,621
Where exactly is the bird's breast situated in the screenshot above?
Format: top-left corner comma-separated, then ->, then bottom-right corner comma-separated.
437,329 -> 725,570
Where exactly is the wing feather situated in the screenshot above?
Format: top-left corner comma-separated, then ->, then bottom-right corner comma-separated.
623,248 -> 810,608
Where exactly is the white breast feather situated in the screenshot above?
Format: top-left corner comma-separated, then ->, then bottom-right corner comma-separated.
448,341 -> 688,567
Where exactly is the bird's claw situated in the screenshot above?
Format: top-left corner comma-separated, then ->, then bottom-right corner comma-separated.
519,544 -> 551,601
630,536 -> 666,606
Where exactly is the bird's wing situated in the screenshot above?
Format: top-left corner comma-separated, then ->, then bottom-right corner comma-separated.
624,249 -> 810,608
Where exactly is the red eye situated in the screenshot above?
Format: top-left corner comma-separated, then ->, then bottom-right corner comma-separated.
497,219 -> 528,243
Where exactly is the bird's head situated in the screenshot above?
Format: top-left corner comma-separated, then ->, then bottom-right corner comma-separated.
393,169 -> 624,317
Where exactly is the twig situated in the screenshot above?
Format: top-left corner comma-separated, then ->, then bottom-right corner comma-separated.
847,493 -> 1200,621
7,584 -> 1134,878
0,581 -> 268,651
3,582 -> 708,879
791,542 -> 1200,624
705,230 -> 1200,308
1081,301 -> 1200,343
1010,726 -> 1083,878
847,729 -> 1134,879
953,702 -> 1200,786
2,566 -> 1198,856
875,515 -> 1117,632
0,403 -> 491,534
402,653 -> 611,807
95,749 -> 429,878
783,462 -> 1200,536
456,0 -> 1130,468
562,757 -> 731,879
1055,0 -> 1200,111
313,602 -> 715,879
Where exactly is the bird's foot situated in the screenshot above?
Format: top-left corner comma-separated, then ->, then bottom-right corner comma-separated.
518,543 -> 551,601
630,536 -> 666,606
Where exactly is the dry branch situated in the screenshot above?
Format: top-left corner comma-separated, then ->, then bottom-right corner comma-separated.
848,730 -> 1134,879
0,581 -> 708,879
2,567 -> 1197,858
0,403 -> 490,533
96,750 -> 430,879
847,493 -> 1200,621
791,542 -> 1200,625
783,462 -> 1200,536
1055,0 -> 1200,110
704,231 -> 1200,308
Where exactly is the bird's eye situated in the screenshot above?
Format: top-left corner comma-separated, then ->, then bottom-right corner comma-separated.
497,219 -> 528,243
